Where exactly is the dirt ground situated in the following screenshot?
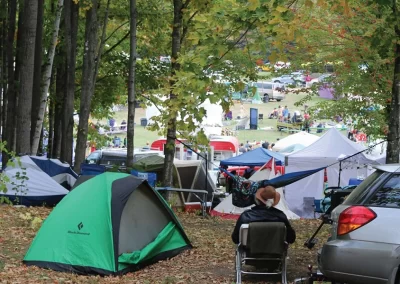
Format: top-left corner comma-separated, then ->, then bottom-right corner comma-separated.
0,206 -> 330,284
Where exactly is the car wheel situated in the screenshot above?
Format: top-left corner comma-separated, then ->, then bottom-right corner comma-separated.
263,94 -> 269,103
274,80 -> 280,83
276,99 -> 281,102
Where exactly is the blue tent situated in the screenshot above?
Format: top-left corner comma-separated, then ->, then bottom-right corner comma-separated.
220,147 -> 285,166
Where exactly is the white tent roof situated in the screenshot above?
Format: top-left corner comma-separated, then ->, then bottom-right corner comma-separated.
287,128 -> 376,168
285,128 -> 380,218
272,131 -> 320,152
3,156 -> 70,197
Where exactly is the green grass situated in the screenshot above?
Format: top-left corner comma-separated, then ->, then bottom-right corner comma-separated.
93,91 -> 342,148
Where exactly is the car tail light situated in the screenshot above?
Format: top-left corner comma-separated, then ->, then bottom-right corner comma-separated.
337,206 -> 376,236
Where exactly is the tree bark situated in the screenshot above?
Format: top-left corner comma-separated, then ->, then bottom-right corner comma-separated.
127,0 -> 137,168
16,0 -> 38,155
0,0 -> 6,136
31,0 -> 64,155
61,0 -> 78,164
30,0 -> 43,153
386,44 -> 400,163
387,4 -> 400,164
3,0 -> 17,167
48,74 -> 55,158
74,0 -> 98,172
162,0 -> 184,187
53,62 -> 66,159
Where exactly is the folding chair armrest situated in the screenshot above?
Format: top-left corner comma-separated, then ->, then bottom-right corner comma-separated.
239,224 -> 249,246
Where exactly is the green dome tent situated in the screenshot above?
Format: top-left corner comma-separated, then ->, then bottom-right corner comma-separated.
23,172 -> 191,275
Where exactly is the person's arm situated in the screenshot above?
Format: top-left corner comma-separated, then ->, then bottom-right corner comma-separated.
284,220 -> 296,244
232,215 -> 245,244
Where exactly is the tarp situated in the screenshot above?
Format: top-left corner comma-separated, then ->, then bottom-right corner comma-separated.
220,147 -> 285,166
273,131 -> 319,152
0,156 -> 77,206
285,128 -> 380,218
251,89 -> 263,104
211,161 -> 299,219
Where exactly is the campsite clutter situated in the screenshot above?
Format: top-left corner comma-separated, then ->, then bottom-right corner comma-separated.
2,107 -> 387,281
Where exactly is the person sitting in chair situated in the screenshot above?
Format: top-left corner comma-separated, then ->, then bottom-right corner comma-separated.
231,186 -> 296,244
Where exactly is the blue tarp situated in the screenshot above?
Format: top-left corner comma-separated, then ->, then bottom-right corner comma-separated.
220,166 -> 326,207
220,147 -> 285,166
261,167 -> 326,188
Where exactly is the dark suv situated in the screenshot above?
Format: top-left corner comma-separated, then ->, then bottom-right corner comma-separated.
85,148 -> 163,170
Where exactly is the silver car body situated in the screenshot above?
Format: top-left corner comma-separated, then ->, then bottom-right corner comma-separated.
271,74 -> 296,85
319,165 -> 400,284
254,81 -> 285,101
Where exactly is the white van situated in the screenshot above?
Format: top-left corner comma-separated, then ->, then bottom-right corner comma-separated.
254,81 -> 285,102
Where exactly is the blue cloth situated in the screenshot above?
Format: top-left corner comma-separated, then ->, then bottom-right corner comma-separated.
282,108 -> 289,117
220,147 -> 285,166
31,157 -> 78,179
131,170 -> 157,187
80,163 -> 106,176
349,178 -> 363,186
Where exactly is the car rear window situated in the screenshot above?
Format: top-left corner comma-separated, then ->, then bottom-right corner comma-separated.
366,174 -> 400,208
342,171 -> 383,205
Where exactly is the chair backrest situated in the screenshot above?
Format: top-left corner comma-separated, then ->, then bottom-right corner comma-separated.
243,222 -> 286,255
314,199 -> 322,212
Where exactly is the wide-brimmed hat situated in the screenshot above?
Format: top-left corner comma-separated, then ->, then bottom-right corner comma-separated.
255,186 -> 281,207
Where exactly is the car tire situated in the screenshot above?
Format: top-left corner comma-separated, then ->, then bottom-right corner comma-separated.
274,80 -> 280,83
276,99 -> 282,102
263,94 -> 269,103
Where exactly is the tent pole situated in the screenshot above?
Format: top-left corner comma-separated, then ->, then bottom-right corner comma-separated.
338,161 -> 342,187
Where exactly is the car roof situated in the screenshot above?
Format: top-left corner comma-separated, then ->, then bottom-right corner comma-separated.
373,164 -> 400,173
99,148 -> 162,157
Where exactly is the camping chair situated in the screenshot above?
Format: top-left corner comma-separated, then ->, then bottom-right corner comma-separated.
235,222 -> 288,284
258,114 -> 264,120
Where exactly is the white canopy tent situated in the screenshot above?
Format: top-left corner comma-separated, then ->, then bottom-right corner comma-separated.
272,131 -> 320,152
285,128 -> 381,218
145,96 -> 224,137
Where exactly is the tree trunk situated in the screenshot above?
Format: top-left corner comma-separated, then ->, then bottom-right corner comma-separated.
126,0 -> 137,168
0,0 -> 6,136
162,0 -> 184,187
387,4 -> 400,164
53,62 -> 65,159
48,75 -> 55,158
30,0 -> 43,153
386,42 -> 400,163
31,0 -> 64,155
74,0 -> 98,172
16,0 -> 38,155
3,0 -> 17,167
61,0 -> 78,164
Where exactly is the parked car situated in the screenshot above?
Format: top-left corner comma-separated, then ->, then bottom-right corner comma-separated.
309,73 -> 332,87
272,72 -> 305,86
84,148 -> 163,170
254,81 -> 285,102
319,164 -> 400,284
